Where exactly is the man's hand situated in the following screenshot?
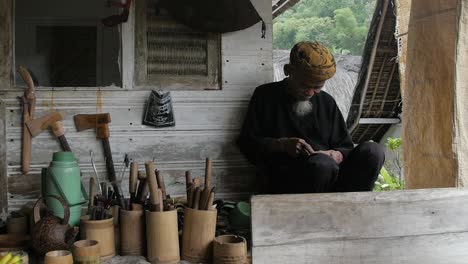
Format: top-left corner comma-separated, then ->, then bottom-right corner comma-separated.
273,137 -> 315,157
315,150 -> 343,164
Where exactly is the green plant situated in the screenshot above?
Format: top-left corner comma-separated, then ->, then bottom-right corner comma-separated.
373,137 -> 405,191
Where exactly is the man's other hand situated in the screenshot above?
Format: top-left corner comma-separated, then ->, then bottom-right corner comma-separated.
275,137 -> 315,157
315,150 -> 343,164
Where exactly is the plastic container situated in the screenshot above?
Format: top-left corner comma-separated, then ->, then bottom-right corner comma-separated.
229,202 -> 251,229
42,152 -> 87,226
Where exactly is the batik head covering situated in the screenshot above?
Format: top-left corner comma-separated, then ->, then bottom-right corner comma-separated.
288,41 -> 336,81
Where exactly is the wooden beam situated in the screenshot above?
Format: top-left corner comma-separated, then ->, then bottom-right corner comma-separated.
252,188 -> 468,264
0,0 -> 12,213
349,0 -> 391,132
366,53 -> 388,117
121,0 -> 135,90
379,60 -> 397,114
272,0 -> 299,18
357,124 -> 372,142
0,0 -> 12,88
359,118 -> 400,124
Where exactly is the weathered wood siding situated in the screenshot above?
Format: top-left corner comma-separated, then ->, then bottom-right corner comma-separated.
252,188 -> 468,263
0,0 -> 272,211
403,0 -> 458,188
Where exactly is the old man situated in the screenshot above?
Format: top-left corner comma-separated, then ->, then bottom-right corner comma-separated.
237,41 -> 385,194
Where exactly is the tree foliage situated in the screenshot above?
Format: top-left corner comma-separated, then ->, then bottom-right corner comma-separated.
273,0 -> 376,55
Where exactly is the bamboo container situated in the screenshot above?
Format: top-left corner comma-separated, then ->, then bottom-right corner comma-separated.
182,207 -> 217,263
7,213 -> 28,235
120,209 -> 146,256
213,235 -> 248,264
109,205 -> 121,255
44,250 -> 73,264
72,240 -> 100,264
146,210 -> 180,264
80,215 -> 115,261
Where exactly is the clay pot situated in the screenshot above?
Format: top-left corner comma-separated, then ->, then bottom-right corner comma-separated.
31,196 -> 78,255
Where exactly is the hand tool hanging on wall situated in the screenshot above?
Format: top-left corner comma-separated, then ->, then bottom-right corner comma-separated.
17,66 -> 36,175
26,111 -> 72,151
73,113 -> 125,208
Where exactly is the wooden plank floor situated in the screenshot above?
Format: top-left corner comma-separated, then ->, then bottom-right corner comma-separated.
252,188 -> 468,264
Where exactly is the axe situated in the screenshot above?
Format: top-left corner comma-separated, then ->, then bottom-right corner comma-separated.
26,112 -> 72,151
17,66 -> 36,175
73,113 -> 125,208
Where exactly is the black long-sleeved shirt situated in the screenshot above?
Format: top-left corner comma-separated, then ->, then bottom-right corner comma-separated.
237,78 -> 354,166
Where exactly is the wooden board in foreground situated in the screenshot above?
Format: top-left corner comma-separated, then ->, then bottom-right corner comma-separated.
251,188 -> 468,264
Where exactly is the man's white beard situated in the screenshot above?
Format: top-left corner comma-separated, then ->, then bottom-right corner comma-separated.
293,100 -> 313,116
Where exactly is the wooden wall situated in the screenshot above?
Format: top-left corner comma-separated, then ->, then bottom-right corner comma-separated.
0,0 -> 273,212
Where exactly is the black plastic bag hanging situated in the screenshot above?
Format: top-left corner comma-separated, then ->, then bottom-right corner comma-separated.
143,90 -> 175,128
157,0 -> 266,36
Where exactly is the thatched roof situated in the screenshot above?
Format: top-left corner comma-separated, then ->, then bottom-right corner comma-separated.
345,0 -> 402,143
273,50 -> 361,119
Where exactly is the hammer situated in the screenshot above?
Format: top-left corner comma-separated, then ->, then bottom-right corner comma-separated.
73,113 -> 126,208
26,112 -> 71,151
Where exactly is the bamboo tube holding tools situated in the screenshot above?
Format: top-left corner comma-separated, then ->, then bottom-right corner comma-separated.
182,207 -> 217,263
80,215 -> 115,261
146,209 -> 180,264
182,158 -> 217,263
120,209 -> 146,256
141,161 -> 180,263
